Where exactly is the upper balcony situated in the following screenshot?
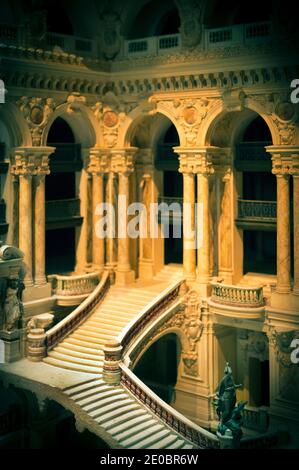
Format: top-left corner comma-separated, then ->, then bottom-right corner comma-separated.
0,20 -> 272,63
123,21 -> 271,60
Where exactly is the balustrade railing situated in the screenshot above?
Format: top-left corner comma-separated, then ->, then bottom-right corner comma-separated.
49,271 -> 101,297
45,198 -> 81,221
1,20 -> 271,61
238,199 -> 277,221
117,280 -> 184,353
243,406 -> 269,432
46,271 -> 110,350
211,283 -> 264,307
120,365 -> 219,449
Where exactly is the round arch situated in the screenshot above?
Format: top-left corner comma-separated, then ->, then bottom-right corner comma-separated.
132,331 -> 183,404
0,102 -> 32,149
41,102 -> 98,148
131,327 -> 188,369
199,98 -> 279,147
120,101 -> 183,149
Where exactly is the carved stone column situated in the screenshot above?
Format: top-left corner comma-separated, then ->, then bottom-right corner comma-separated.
136,149 -> 155,281
196,151 -> 214,295
111,149 -> 137,285
105,169 -> 117,273
11,147 -> 54,286
33,148 -> 53,285
269,149 -> 292,293
76,150 -> 92,272
218,165 -> 233,283
34,175 -> 47,285
87,149 -> 109,272
19,174 -> 33,285
176,150 -> 197,281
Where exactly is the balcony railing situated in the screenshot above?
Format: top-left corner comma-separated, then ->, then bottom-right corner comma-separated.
238,199 -> 277,221
0,20 -> 271,61
45,198 -> 81,221
45,32 -> 96,58
124,21 -> 271,59
211,283 -> 265,308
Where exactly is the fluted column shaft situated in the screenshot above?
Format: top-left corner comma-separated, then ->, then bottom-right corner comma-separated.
106,171 -> 116,269
183,172 -> 196,280
34,175 -> 46,285
276,174 -> 291,293
92,172 -> 104,270
117,171 -> 131,271
112,150 -> 136,285
197,172 -> 211,284
19,175 -> 33,285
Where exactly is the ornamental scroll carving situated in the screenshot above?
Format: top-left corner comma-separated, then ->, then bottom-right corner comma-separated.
248,93 -> 298,145
133,290 -> 203,378
152,97 -> 210,146
92,95 -> 131,148
17,97 -> 56,146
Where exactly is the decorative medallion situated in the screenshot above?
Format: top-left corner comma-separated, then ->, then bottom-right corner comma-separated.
182,106 -> 198,125
30,106 -> 44,125
103,110 -> 119,128
275,101 -> 295,122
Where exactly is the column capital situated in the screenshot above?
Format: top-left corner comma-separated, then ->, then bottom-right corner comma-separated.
266,145 -> 299,176
11,146 -> 54,176
87,148 -> 110,175
110,147 -> 138,175
175,146 -> 227,175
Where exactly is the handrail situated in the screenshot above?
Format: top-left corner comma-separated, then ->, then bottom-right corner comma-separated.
116,279 -> 184,352
120,364 -> 219,449
48,271 -> 101,297
211,282 -> 264,307
46,271 -> 110,350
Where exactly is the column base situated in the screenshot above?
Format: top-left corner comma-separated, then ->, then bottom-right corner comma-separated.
115,269 -> 135,286
196,280 -> 211,297
270,290 -> 299,312
34,277 -> 47,286
184,271 -> 197,282
138,261 -> 155,281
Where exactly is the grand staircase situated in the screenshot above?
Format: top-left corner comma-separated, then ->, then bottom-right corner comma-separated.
62,377 -> 193,449
41,272 -> 201,449
44,283 -> 165,374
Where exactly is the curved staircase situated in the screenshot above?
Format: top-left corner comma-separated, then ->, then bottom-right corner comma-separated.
41,274 -> 206,449
63,377 -> 194,449
44,284 -> 165,374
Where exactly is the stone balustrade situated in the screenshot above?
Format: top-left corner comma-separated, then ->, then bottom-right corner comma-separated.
45,271 -> 110,352
120,364 -> 219,449
49,271 -> 101,296
0,20 -> 271,62
48,271 -> 102,306
211,283 -> 265,308
243,406 -> 269,432
117,279 -> 185,353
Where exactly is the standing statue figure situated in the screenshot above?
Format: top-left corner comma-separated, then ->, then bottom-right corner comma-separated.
4,281 -> 22,332
214,363 -> 247,441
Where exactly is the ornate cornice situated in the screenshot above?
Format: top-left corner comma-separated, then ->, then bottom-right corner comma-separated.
2,63 -> 297,99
